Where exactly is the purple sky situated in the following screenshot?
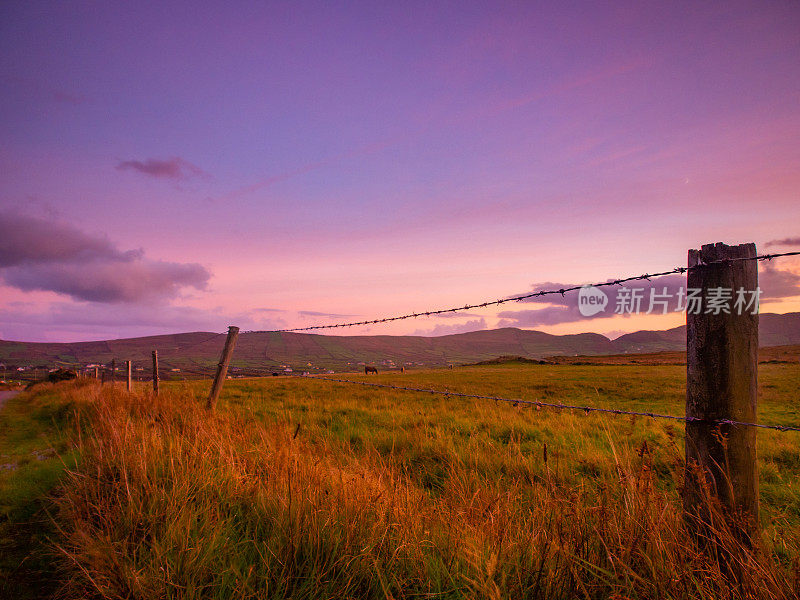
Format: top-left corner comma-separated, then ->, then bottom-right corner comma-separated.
1,1 -> 799,342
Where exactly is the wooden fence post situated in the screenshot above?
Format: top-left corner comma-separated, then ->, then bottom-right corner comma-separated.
152,351 -> 159,396
126,360 -> 132,393
206,326 -> 240,411
94,366 -> 98,379
110,359 -> 116,388
684,242 -> 759,545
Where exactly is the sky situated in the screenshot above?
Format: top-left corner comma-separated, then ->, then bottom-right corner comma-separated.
1,1 -> 799,342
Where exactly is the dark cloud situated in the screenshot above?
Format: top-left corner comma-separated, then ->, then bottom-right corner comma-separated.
0,213 -> 210,303
0,212 -> 136,267
3,260 -> 209,303
759,263 -> 800,299
413,318 -> 487,337
765,237 -> 800,248
116,157 -> 208,180
497,307 -> 579,328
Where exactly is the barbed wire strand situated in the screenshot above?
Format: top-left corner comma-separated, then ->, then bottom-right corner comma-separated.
304,375 -> 800,433
243,251 -> 800,333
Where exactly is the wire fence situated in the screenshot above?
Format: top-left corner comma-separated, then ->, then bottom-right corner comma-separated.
302,375 -> 800,433
244,250 -> 800,333
6,250 -> 799,434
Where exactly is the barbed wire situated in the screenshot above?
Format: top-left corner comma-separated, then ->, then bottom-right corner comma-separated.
44,363 -> 799,433
242,251 -> 800,333
305,375 -> 800,433
716,419 -> 800,433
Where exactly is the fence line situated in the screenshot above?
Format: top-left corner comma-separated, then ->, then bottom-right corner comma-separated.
17,356 -> 800,434
244,250 -> 800,333
6,248 -> 799,435
304,375 -> 800,433
6,241 -> 794,551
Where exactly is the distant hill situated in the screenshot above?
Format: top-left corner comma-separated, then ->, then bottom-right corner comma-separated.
612,312 -> 800,353
1,312 -> 798,374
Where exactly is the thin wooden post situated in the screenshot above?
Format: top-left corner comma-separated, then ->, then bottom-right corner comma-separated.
152,351 -> 159,396
206,326 -> 240,411
684,242 -> 759,545
94,366 -> 98,379
110,359 -> 116,387
126,360 -> 132,393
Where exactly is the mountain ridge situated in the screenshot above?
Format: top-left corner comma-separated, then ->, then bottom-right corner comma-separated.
2,312 -> 798,372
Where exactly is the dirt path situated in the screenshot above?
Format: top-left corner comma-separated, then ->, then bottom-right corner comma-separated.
0,390 -> 20,410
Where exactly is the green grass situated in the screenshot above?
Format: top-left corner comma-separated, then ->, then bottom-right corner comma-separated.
0,383 -> 84,599
2,364 -> 800,598
212,364 -> 799,521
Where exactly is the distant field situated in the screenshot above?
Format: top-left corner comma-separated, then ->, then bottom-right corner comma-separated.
545,344 -> 800,365
1,363 -> 799,598
2,314 -> 799,375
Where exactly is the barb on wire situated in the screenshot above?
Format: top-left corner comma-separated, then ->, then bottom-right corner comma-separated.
241,251 -> 800,333
304,375 -> 800,433
717,419 -> 800,433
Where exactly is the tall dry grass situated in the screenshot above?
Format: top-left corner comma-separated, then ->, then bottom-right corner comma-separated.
51,383 -> 799,599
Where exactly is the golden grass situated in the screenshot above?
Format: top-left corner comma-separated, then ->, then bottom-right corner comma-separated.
47,379 -> 799,599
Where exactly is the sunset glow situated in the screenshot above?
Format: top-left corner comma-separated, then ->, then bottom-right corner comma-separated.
1,2 -> 799,341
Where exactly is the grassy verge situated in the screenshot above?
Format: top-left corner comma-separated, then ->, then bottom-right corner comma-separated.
3,364 -> 800,598
0,381 -> 85,598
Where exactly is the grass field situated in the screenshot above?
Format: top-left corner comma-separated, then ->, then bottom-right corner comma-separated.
1,363 -> 799,598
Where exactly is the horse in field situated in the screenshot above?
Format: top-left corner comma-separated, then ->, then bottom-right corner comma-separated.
365,366 -> 378,375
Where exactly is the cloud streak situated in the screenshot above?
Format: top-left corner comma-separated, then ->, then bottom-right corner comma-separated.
0,212 -> 210,303
298,310 -> 359,319
116,157 -> 209,180
766,237 -> 800,248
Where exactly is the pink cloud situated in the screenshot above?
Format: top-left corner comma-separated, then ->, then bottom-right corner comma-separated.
413,317 -> 487,337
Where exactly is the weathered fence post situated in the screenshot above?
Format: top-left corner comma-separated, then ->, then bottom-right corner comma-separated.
684,242 -> 759,545
110,359 -> 116,388
206,326 -> 240,411
126,360 -> 132,393
94,366 -> 98,379
152,350 -> 159,396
